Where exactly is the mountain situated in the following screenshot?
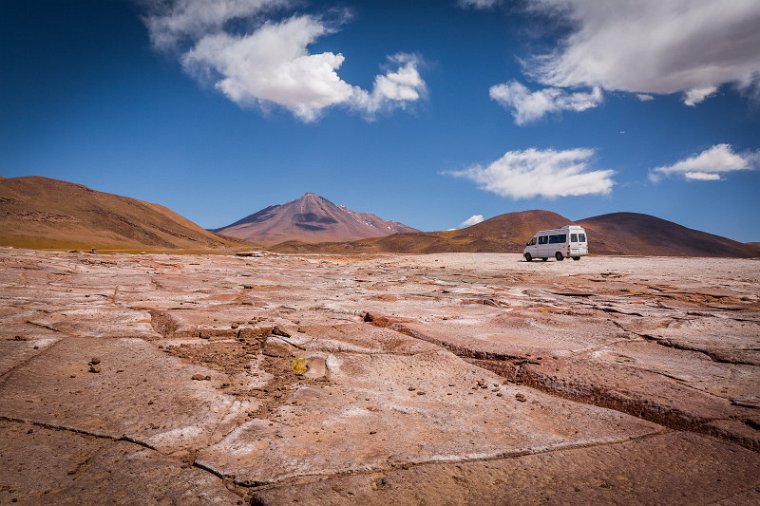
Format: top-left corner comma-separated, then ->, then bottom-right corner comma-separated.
577,212 -> 758,257
271,210 -> 571,254
272,210 -> 758,258
215,193 -> 418,245
0,176 -> 241,251
3,176 -> 753,258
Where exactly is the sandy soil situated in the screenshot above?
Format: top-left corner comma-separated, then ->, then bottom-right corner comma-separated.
0,248 -> 758,504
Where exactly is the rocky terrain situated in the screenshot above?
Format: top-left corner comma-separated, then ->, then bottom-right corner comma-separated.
0,248 -> 759,504
215,193 -> 417,245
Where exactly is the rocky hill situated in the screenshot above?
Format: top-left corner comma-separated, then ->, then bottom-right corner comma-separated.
272,210 -> 758,258
215,193 -> 417,245
0,176 -> 240,251
578,212 -> 758,257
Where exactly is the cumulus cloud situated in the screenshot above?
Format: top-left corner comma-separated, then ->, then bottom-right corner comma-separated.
650,144 -> 757,182
449,148 -> 615,199
636,94 -> 654,102
460,214 -> 485,227
457,0 -> 502,10
526,0 -> 760,106
143,0 -> 425,121
351,54 -> 426,116
489,80 -> 602,124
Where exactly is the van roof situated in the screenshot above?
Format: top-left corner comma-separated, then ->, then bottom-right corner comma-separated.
534,225 -> 585,235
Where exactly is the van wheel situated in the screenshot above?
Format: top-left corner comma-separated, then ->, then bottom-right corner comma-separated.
524,253 -> 532,262
555,252 -> 564,261
572,256 -> 580,261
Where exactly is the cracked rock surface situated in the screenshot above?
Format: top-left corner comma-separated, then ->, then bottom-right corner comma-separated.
0,248 -> 759,504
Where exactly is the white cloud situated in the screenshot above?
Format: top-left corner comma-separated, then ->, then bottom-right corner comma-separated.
144,0 -> 290,50
457,0 -> 502,9
460,214 -> 485,227
144,1 -> 425,121
684,172 -> 721,181
450,148 -> 615,199
489,80 -> 602,124
683,86 -> 717,106
526,0 -> 760,106
650,144 -> 757,182
351,54 -> 427,116
636,94 -> 654,102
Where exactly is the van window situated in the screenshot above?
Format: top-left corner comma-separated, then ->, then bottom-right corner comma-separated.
579,233 -> 586,242
527,238 -> 536,246
570,233 -> 578,242
548,234 -> 567,244
538,236 -> 548,245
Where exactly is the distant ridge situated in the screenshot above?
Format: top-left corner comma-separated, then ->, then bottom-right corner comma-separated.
272,210 -> 758,258
0,176 -> 241,251
2,176 -> 754,258
215,193 -> 417,245
271,210 -> 571,254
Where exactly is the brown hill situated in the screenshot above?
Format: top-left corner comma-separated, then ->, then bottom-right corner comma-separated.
215,193 -> 417,245
577,212 -> 758,257
272,210 -> 757,258
271,210 -> 572,254
0,176 -> 241,251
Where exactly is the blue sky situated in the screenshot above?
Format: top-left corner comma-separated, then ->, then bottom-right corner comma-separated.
1,0 -> 759,241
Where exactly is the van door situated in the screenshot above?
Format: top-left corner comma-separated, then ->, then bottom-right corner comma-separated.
537,235 -> 549,257
526,236 -> 538,256
566,231 -> 587,257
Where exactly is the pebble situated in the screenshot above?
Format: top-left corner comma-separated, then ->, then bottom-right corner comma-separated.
192,373 -> 211,381
515,393 -> 527,402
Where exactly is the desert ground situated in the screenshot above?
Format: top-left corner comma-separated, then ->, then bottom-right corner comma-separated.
0,247 -> 759,505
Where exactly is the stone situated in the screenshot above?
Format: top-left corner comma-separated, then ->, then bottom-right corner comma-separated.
271,326 -> 291,338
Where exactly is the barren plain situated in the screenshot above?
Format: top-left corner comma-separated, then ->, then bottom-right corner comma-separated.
1,248 -> 759,505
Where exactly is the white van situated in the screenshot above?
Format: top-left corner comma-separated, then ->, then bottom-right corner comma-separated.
523,225 -> 588,262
